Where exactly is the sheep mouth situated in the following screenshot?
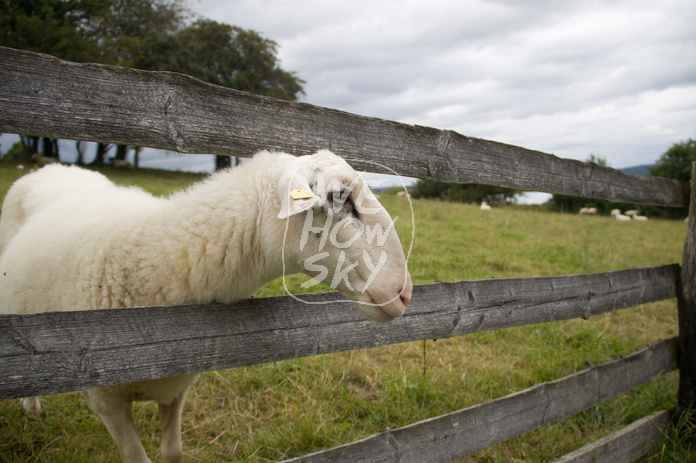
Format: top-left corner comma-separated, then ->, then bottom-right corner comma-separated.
356,291 -> 409,323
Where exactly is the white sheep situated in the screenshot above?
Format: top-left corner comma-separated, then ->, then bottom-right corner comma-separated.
610,209 -> 631,222
480,201 -> 491,211
579,207 -> 597,215
0,149 -> 413,463
632,214 -> 649,221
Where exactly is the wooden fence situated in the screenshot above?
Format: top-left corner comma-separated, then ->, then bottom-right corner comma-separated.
0,46 -> 694,462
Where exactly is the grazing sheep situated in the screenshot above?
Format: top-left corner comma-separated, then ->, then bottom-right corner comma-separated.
579,207 -> 597,215
111,158 -> 134,169
30,154 -> 59,166
0,149 -> 413,463
624,210 -> 639,217
632,214 -> 649,221
611,209 -> 631,222
480,201 -> 491,211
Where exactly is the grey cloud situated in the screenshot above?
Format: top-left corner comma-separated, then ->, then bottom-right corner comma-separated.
198,0 -> 695,168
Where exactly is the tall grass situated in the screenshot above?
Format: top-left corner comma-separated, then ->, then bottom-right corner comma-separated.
0,160 -> 689,461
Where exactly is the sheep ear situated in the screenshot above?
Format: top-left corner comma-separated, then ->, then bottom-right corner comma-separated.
277,170 -> 318,219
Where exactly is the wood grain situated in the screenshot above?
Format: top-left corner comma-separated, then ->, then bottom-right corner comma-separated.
0,265 -> 679,400
280,339 -> 677,463
552,410 -> 671,463
0,47 -> 688,206
678,163 -> 696,413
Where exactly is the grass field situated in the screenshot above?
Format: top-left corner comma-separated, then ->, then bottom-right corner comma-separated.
0,160 -> 691,462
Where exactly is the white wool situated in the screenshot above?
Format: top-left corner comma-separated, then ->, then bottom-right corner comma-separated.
0,149 -> 412,463
1,151 -> 411,314
610,209 -> 631,222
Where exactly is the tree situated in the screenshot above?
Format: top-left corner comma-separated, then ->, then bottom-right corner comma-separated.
650,139 -> 696,183
0,0 -> 102,162
1,1 -> 305,170
0,0 -> 100,62
145,19 -> 305,169
83,0 -> 188,165
645,139 -> 695,219
410,180 -> 519,206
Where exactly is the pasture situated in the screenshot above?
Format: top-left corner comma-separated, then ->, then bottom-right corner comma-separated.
0,160 -> 688,462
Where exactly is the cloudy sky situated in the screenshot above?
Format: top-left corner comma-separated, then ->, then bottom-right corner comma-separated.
193,0 -> 694,170
2,0 -> 693,197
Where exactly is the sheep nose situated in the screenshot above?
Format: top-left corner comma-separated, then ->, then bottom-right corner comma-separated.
399,274 -> 413,308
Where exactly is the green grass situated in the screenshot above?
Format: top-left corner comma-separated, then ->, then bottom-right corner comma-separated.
0,160 -> 691,462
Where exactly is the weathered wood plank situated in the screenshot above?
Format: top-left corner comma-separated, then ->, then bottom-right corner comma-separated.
280,339 -> 678,463
0,265 -> 679,400
0,46 -> 688,206
552,410 -> 671,463
678,163 -> 696,414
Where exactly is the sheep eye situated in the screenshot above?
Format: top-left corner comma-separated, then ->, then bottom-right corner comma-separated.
327,188 -> 357,216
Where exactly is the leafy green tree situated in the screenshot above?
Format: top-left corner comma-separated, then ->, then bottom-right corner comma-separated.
89,0 -> 186,68
145,19 -> 305,169
0,0 -> 100,61
644,139 -> 695,219
1,141 -> 27,160
650,139 -> 696,182
0,0 -> 103,161
83,0 -> 188,164
1,1 -> 305,169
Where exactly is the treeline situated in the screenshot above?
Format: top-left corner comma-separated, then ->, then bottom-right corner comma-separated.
409,182 -> 519,206
0,0 -> 304,169
408,140 -> 694,219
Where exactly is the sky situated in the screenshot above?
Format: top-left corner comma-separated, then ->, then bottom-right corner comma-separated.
2,0 -> 694,202
191,0 -> 695,170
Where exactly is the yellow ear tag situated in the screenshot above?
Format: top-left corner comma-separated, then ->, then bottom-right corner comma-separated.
290,188 -> 314,200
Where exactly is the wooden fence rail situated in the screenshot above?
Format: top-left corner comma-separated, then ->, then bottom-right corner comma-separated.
0,46 -> 689,207
0,265 -> 679,400
281,338 -> 678,463
0,46 -> 693,461
551,411 -> 673,463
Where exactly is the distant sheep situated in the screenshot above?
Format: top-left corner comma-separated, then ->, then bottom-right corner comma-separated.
611,209 -> 631,222
632,214 -> 649,221
480,201 -> 491,211
579,207 -> 597,215
30,154 -> 59,167
111,158 -> 134,169
0,150 -> 413,463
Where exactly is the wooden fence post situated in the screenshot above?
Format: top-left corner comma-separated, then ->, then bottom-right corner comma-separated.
678,162 -> 696,420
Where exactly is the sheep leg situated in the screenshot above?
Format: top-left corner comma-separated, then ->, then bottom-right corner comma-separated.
158,388 -> 190,463
20,397 -> 42,416
89,396 -> 152,463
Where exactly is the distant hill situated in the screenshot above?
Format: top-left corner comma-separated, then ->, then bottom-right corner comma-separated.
620,164 -> 654,176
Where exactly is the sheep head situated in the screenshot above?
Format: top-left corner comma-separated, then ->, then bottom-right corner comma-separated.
276,150 -> 412,323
